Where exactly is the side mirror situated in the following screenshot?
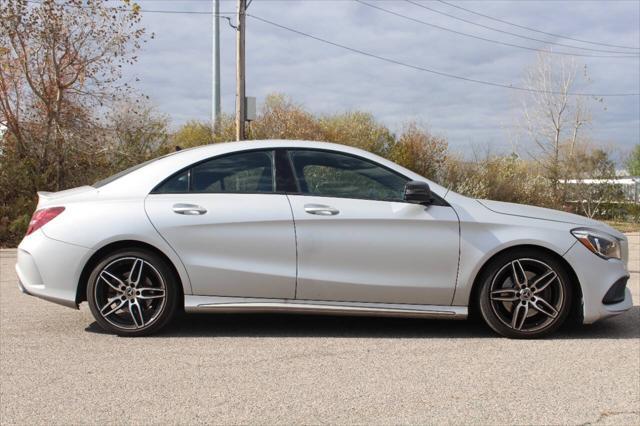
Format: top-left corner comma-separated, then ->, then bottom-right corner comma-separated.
404,181 -> 433,205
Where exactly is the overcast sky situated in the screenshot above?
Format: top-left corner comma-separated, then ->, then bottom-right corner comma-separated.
122,0 -> 640,157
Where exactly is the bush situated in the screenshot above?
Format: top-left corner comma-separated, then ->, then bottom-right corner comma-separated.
444,154 -> 555,207
566,201 -> 640,222
3,93 -> 637,247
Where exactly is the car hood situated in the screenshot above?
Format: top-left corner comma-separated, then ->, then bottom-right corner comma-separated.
477,199 -> 623,236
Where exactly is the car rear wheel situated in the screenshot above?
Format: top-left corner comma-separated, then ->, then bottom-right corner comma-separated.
87,249 -> 178,336
478,249 -> 573,339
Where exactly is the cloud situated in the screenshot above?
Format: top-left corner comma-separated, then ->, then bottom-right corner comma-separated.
125,0 -> 640,155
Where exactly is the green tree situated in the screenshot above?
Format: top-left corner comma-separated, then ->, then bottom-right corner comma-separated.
171,114 -> 237,149
250,94 -> 322,141
565,148 -> 623,218
172,120 -> 215,149
626,144 -> 640,176
320,111 -> 394,157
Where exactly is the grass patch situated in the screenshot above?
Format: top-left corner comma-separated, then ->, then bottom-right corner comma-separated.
605,221 -> 640,234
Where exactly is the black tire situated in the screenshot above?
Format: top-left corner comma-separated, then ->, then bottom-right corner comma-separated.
87,248 -> 178,336
478,248 -> 573,339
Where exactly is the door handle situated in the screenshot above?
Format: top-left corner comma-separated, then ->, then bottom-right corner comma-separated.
304,204 -> 340,216
172,203 -> 207,215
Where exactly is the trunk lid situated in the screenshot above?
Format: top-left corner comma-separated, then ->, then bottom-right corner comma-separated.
36,186 -> 96,208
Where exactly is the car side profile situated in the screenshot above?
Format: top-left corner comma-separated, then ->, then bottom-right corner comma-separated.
16,140 -> 633,338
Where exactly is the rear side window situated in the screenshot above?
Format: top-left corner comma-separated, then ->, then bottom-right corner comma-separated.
192,151 -> 274,193
152,150 -> 275,194
154,170 -> 189,193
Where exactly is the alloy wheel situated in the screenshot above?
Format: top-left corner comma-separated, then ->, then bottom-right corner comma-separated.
489,258 -> 564,333
93,257 -> 167,330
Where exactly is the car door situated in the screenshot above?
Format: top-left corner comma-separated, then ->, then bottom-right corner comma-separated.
285,149 -> 460,306
145,149 -> 297,299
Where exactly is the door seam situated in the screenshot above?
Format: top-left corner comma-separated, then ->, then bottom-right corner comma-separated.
448,204 -> 463,306
143,194 -> 195,295
284,193 -> 299,299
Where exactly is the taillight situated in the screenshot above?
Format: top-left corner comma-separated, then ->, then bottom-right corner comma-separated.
25,207 -> 65,236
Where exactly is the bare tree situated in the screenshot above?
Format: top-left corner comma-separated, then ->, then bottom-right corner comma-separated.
0,0 -> 147,190
519,53 -> 594,203
107,98 -> 170,168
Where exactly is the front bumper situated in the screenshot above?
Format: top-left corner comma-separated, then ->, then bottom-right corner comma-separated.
563,241 -> 633,324
16,230 -> 93,309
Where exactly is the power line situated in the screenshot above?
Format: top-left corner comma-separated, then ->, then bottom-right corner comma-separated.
436,0 -> 640,51
24,0 -> 236,14
130,1 -> 637,58
20,1 -> 640,96
357,0 -> 637,58
124,2 -> 640,59
402,0 -> 638,55
247,13 -> 639,97
137,9 -> 233,15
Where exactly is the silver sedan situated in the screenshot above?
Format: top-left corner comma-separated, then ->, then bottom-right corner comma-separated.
15,140 -> 633,338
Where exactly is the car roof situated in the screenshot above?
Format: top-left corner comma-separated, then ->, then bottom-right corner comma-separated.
170,140 -> 369,157
97,139 -> 451,198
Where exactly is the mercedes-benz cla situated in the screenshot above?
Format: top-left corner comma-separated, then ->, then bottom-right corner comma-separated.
16,140 -> 633,337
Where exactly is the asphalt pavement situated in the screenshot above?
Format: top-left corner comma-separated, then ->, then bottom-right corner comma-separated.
1,234 -> 638,425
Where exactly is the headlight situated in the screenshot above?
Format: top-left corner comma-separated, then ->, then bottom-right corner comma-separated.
571,228 -> 621,260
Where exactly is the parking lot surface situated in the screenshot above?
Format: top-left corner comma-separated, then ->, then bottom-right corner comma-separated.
1,234 -> 639,425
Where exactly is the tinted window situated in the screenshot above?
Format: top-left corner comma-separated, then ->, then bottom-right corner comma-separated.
154,170 -> 189,193
191,151 -> 274,193
93,158 -> 158,189
93,150 -> 184,188
289,150 -> 407,201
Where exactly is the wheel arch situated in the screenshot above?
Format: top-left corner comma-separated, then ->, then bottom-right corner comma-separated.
468,244 -> 583,323
76,240 -> 185,307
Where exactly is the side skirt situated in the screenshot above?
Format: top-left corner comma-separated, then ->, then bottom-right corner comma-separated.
184,295 -> 467,319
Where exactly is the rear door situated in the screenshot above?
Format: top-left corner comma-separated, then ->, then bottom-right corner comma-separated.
145,149 -> 297,298
285,149 -> 460,306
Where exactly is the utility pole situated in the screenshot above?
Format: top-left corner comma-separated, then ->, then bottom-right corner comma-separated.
212,0 -> 221,134
235,0 -> 247,141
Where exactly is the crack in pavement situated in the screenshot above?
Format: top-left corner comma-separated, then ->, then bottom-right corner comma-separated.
584,409 -> 640,425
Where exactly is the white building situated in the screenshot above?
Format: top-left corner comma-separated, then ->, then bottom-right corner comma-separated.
564,177 -> 640,203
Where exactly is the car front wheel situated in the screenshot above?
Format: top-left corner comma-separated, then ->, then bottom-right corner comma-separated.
478,249 -> 573,339
87,249 -> 178,336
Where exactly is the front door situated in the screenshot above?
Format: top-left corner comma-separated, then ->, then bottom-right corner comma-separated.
285,149 -> 460,306
145,149 -> 297,299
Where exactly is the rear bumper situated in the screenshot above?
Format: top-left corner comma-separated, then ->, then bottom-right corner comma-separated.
16,268 -> 77,309
563,242 -> 633,324
16,230 -> 93,309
